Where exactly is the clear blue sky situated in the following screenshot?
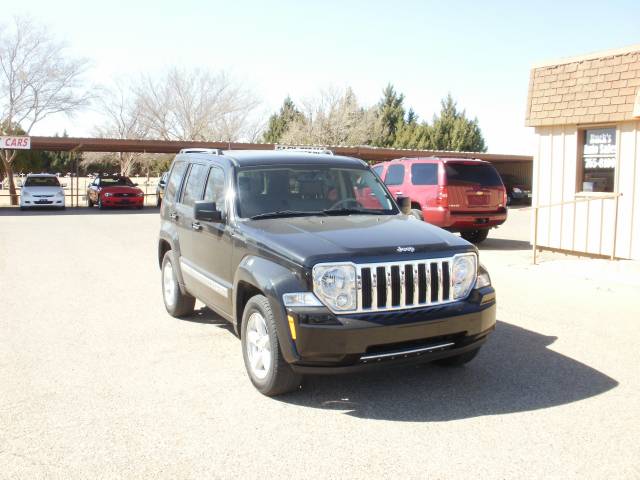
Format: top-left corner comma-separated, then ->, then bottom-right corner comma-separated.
5,0 -> 640,154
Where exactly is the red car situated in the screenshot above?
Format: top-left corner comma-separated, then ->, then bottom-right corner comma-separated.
87,175 -> 144,209
373,157 -> 507,243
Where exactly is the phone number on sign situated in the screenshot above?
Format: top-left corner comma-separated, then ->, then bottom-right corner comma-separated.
584,157 -> 615,169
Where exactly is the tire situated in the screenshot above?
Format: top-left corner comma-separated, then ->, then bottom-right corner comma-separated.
434,347 -> 481,367
410,208 -> 424,221
461,229 -> 490,244
241,295 -> 302,396
156,195 -> 162,208
87,198 -> 94,208
161,251 -> 195,318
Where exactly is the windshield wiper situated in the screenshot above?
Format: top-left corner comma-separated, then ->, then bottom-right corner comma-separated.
249,210 -> 325,220
322,208 -> 388,216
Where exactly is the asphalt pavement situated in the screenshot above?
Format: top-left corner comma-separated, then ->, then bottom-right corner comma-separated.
1,206 -> 638,479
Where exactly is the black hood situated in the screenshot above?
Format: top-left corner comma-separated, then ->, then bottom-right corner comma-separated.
238,215 -> 473,267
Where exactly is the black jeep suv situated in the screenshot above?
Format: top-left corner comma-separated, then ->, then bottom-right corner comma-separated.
158,148 -> 496,396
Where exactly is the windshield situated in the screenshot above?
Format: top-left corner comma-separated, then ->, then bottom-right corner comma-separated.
236,166 -> 398,219
100,177 -> 134,187
24,176 -> 60,187
445,163 -> 503,187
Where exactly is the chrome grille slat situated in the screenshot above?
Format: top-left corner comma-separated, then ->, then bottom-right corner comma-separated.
355,257 -> 460,313
412,264 -> 419,306
437,262 -> 444,303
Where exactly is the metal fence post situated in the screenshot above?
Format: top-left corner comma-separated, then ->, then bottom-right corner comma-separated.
611,194 -> 620,261
533,206 -> 539,265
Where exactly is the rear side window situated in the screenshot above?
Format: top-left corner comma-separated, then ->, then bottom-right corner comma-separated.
372,164 -> 384,178
444,163 -> 502,186
180,164 -> 208,207
411,164 -> 438,185
165,161 -> 188,202
385,165 -> 405,185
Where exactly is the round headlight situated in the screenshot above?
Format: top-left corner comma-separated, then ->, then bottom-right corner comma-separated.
313,264 -> 357,311
451,253 -> 477,300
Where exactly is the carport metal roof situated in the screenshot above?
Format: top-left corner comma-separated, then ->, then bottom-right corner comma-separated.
29,136 -> 532,163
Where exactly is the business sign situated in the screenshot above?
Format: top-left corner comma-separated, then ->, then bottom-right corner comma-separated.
0,136 -> 31,150
583,128 -> 616,169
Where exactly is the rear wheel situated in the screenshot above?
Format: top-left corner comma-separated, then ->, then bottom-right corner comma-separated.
156,195 -> 162,207
434,347 -> 481,367
87,197 -> 94,208
241,295 -> 302,396
461,229 -> 489,244
161,251 -> 195,317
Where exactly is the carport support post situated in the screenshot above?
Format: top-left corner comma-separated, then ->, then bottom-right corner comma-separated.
532,206 -> 539,265
69,152 -> 73,207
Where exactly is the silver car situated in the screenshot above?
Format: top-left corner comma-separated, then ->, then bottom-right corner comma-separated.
19,174 -> 66,210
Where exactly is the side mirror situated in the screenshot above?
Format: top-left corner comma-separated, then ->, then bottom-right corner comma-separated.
397,195 -> 411,215
194,200 -> 223,223
133,182 -> 139,186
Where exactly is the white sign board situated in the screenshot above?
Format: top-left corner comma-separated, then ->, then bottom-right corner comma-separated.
0,136 -> 31,150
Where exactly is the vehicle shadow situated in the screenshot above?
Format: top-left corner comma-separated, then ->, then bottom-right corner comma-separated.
0,206 -> 160,216
477,238 -> 531,251
278,321 -> 618,422
179,306 -> 236,334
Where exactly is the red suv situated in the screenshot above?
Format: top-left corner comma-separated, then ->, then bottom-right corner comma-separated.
373,157 -> 507,243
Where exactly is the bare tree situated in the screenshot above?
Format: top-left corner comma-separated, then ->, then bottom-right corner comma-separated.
281,87 -> 376,146
94,81 -> 149,175
0,16 -> 90,204
135,67 -> 260,142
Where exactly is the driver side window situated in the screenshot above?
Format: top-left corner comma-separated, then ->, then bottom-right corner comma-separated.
204,167 -> 225,211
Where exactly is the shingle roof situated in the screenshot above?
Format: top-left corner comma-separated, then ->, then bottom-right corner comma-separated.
526,45 -> 640,127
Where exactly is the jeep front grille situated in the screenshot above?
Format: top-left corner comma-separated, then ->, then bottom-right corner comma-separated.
356,259 -> 453,312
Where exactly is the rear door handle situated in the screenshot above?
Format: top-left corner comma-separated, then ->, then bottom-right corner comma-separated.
191,222 -> 202,231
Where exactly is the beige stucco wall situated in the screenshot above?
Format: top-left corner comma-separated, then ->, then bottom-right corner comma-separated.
532,121 -> 640,259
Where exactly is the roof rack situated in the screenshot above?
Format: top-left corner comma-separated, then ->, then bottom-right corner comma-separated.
275,145 -> 334,155
179,148 -> 224,155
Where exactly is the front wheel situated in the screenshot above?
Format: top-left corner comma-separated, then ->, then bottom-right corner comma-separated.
241,295 -> 302,396
434,347 -> 481,367
161,251 -> 195,317
461,229 -> 489,244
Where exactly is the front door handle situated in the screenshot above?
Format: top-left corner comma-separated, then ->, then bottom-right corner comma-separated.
191,222 -> 202,231
169,212 -> 178,221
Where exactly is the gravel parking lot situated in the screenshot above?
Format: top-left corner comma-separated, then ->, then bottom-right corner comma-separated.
1,207 -> 638,479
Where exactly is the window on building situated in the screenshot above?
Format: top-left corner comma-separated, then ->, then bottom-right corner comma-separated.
580,128 -> 616,193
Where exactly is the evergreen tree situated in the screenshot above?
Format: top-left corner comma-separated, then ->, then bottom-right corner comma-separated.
262,97 -> 304,143
426,94 -> 487,152
372,84 -> 406,147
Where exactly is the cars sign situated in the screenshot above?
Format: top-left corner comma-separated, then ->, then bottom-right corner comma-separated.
1,136 -> 31,150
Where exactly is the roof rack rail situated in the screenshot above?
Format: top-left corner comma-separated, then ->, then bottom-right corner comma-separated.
275,145 -> 334,155
179,148 -> 224,155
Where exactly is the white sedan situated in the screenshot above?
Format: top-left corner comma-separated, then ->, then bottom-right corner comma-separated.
19,174 -> 66,209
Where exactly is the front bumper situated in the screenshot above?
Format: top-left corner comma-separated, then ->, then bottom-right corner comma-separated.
101,196 -> 144,207
21,198 -> 65,207
284,287 -> 496,374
